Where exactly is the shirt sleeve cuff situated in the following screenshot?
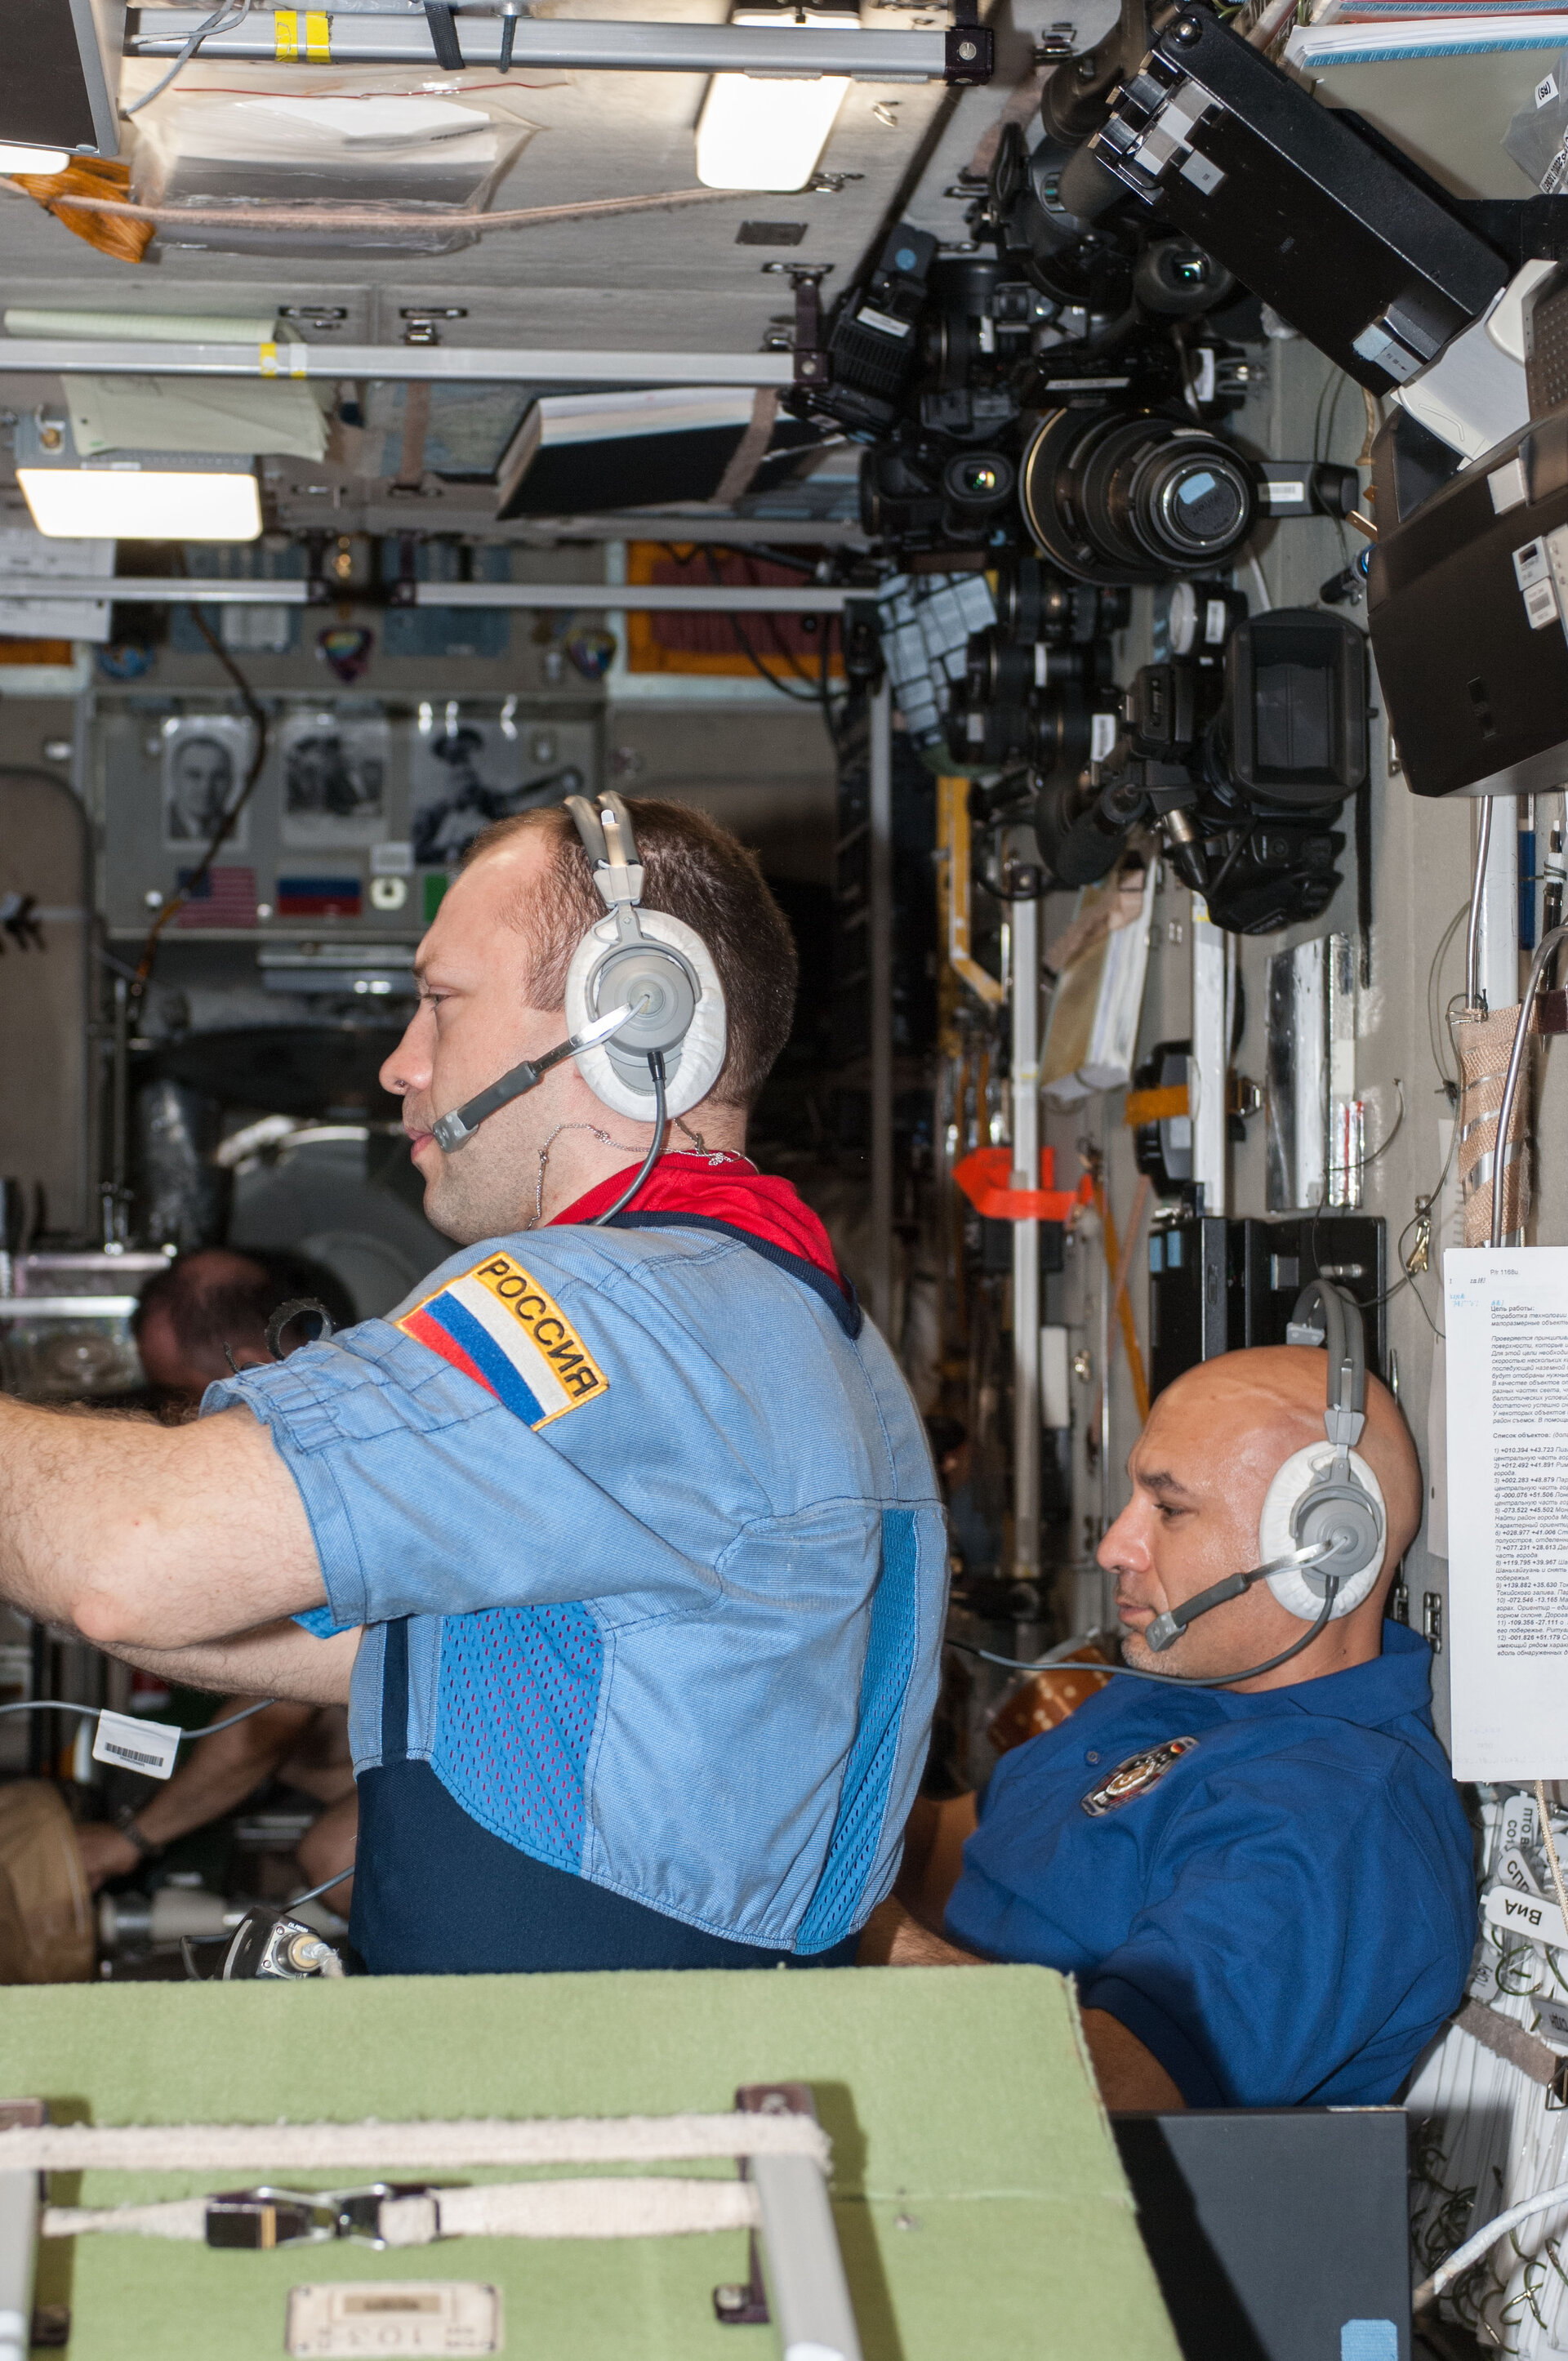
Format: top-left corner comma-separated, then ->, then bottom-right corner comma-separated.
202,1361 -> 370,1632
1079,1972 -> 1227,2108
292,1605 -> 346,1638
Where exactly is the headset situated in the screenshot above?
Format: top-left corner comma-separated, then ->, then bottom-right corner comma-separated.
429,794 -> 728,1224
957,1280 -> 1389,1690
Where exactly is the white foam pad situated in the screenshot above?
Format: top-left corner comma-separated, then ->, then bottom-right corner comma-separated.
564,908 -> 728,1120
1258,1444 -> 1387,1621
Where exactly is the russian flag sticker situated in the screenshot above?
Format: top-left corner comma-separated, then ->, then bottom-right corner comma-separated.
397,1253 -> 608,1428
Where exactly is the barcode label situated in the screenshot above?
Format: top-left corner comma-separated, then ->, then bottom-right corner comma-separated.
92,1710 -> 180,1781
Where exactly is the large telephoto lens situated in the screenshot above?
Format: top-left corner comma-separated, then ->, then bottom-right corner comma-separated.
1018,408 -> 1256,585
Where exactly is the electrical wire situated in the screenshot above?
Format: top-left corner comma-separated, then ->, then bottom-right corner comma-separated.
594,1054 -> 668,1225
124,0 -> 255,112
3,180 -> 745,238
288,1862 -> 354,1909
1466,796 -> 1494,1013
948,1579 -> 1342,1690
0,1695 -> 278,1743
131,595 -> 270,1015
1415,2184 -> 1568,2314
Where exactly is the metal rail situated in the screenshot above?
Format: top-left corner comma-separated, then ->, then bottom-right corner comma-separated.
0,341 -> 797,386
126,10 -> 948,76
0,577 -> 854,611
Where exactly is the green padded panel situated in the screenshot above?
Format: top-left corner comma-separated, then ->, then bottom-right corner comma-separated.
3,1965 -> 1179,2361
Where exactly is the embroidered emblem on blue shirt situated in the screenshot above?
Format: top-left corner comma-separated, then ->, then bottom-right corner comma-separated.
398,1252 -> 608,1428
1080,1735 -> 1198,1817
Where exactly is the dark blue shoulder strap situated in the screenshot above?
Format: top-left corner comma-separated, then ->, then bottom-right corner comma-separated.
600,1210 -> 863,1339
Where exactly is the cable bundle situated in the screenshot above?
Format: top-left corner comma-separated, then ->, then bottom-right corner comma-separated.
4,158 -> 154,265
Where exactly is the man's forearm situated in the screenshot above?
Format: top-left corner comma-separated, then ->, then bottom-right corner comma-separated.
0,1397 -> 327,1644
858,1897 -> 986,1966
104,1623 -> 359,1708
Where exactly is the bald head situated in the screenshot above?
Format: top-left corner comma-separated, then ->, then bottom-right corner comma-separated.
1099,1343 -> 1423,1689
1160,1347 -> 1422,1568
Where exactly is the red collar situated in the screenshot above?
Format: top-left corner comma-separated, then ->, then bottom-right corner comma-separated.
552,1152 -> 844,1289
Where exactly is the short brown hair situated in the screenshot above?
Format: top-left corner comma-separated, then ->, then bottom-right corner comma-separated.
461,799 -> 798,1111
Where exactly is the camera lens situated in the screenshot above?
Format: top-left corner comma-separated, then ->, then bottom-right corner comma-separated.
1018,408 -> 1256,585
1150,452 -> 1251,555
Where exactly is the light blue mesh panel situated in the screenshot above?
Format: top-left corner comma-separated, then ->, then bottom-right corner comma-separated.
795,1508 -> 920,1953
432,1602 -> 603,1871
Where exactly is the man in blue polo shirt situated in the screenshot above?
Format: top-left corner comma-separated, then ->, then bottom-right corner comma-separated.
871,1346 -> 1473,2111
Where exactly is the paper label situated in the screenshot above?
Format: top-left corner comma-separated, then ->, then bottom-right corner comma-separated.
1499,1845 -> 1545,1896
1091,712 -> 1119,762
1526,577 -> 1560,630
1468,1944 -> 1501,2004
1446,1251 -> 1568,1778
1536,1997 -> 1568,2051
1547,526 -> 1568,652
1538,71 -> 1559,106
1263,480 -> 1307,507
92,1710 -> 180,1781
286,2283 -> 500,2358
1502,1789 -> 1541,1854
856,305 -> 912,341
1483,1882 -> 1568,1949
1203,597 -> 1227,645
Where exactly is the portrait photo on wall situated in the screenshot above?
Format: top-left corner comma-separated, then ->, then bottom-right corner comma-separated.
162,715 -> 255,853
410,720 -> 584,868
279,711 -> 390,848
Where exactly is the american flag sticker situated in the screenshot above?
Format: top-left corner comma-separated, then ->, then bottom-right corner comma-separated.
175,866 -> 257,928
397,1253 -> 608,1428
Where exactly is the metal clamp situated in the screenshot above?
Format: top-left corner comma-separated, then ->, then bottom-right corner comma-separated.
945,0 -> 993,85
205,2184 -> 434,2252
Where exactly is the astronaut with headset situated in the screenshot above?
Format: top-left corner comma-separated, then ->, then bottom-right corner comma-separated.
873,1285 -> 1475,2113
0,794 -> 946,1974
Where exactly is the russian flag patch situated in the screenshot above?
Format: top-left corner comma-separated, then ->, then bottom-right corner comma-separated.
397,1252 -> 608,1429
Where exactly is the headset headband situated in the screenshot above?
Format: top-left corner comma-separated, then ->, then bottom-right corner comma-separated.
565,792 -> 646,927
1287,1278 -> 1367,1454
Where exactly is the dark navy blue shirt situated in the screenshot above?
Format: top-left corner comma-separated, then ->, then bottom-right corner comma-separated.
946,1623 -> 1474,2107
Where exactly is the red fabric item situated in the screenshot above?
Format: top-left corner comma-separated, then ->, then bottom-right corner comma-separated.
553,1151 -> 844,1289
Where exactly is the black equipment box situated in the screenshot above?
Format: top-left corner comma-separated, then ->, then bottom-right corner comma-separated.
1147,1214 -> 1387,1401
1115,2109 -> 1411,2361
1369,401 -> 1568,800
1085,7 -> 1505,392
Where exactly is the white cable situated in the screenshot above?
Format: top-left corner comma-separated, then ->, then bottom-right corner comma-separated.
123,0 -> 254,111
1414,2180 -> 1568,2312
1536,1781 -> 1568,1938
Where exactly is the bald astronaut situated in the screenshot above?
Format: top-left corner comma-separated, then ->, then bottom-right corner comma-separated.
871,1333 -> 1474,2112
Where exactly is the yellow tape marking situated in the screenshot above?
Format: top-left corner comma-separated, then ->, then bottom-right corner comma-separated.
274,7 -> 299,56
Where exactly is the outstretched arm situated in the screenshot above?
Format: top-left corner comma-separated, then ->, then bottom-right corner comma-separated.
103,1622 -> 359,1706
0,1400 -> 325,1646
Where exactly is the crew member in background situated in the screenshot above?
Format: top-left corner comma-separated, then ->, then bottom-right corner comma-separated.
867,1345 -> 1473,2112
0,800 -> 942,1974
75,1249 -> 359,1905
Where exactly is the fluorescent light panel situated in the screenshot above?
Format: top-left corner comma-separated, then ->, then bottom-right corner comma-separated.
695,11 -> 851,191
17,466 -> 262,541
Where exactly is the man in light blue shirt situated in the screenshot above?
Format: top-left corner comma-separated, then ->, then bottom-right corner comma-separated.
0,799 -> 944,1973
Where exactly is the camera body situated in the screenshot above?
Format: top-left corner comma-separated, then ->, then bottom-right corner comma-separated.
1031,607 -> 1367,929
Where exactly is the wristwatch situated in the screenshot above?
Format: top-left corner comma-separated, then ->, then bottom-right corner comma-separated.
112,1805 -> 163,1863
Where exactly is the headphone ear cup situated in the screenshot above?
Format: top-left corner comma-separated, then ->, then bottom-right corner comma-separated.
564,910 -> 728,1120
1258,1446 -> 1388,1622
